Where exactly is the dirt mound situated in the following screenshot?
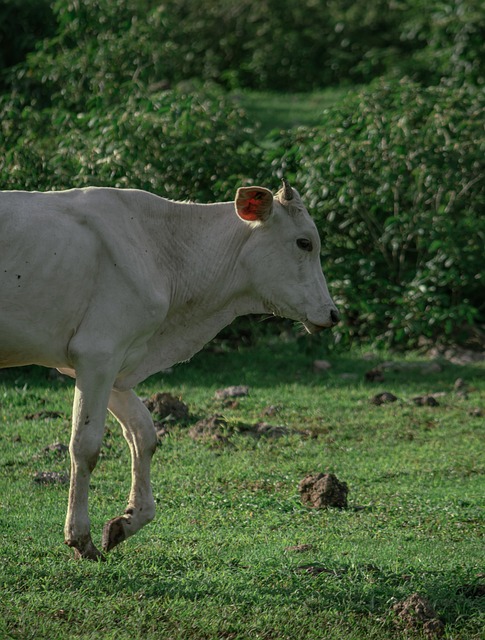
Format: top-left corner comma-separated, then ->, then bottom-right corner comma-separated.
43,442 -> 69,455
189,415 -> 291,445
214,385 -> 250,400
285,544 -> 314,553
413,395 -> 440,406
370,392 -> 399,405
189,414 -> 228,437
188,414 -> 230,446
143,392 -> 189,422
392,593 -> 444,637
33,471 -> 69,485
298,473 -> 348,509
261,405 -> 281,417
365,367 -> 385,382
25,410 -> 65,420
239,421 -> 290,438
469,407 -> 483,417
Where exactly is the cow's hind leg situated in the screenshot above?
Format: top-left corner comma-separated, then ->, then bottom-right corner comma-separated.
102,389 -> 157,552
64,371 -> 114,560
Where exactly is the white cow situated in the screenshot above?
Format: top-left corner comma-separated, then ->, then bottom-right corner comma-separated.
0,180 -> 338,559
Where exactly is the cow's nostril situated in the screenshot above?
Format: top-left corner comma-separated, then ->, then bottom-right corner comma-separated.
330,309 -> 340,325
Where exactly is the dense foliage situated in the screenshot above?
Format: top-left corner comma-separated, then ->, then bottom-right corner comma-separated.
0,85 -> 259,200
266,80 -> 484,346
0,0 -> 483,347
2,0 -> 483,96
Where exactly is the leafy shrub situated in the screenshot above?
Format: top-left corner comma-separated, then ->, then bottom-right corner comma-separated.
398,0 -> 485,86
3,0 -> 169,111
8,0 -> 481,104
268,79 -> 484,346
0,85 -> 260,201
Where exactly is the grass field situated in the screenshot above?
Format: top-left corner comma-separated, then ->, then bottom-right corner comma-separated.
1,339 -> 484,639
235,88 -> 351,134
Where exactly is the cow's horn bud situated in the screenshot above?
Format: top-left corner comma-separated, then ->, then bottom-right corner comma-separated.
282,178 -> 293,201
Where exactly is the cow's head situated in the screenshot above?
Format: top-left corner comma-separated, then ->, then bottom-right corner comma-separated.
235,180 -> 339,333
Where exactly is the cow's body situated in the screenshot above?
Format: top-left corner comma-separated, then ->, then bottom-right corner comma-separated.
0,182 -> 338,559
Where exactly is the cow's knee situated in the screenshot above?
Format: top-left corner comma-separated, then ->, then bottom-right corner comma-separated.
143,425 -> 158,458
69,425 -> 103,471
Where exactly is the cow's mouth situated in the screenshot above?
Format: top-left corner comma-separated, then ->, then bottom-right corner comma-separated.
303,321 -> 328,334
304,310 -> 340,333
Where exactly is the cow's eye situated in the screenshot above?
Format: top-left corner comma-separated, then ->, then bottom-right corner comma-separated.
296,238 -> 313,252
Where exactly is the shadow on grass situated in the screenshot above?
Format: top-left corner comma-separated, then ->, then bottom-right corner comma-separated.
47,549 -> 484,631
1,339 -> 483,394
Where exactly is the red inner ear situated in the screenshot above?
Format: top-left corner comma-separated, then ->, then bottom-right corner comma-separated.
239,190 -> 267,221
241,196 -> 264,220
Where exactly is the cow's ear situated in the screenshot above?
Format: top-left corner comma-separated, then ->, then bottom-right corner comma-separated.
235,186 -> 273,223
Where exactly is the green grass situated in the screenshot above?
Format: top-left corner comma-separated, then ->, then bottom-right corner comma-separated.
1,340 -> 484,639
235,87 -> 352,135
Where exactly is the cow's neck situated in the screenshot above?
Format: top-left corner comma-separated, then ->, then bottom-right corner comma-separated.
122,198 -> 267,383
154,198 -> 264,319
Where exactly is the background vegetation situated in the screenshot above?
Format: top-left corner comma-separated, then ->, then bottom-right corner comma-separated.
1,0 -> 484,347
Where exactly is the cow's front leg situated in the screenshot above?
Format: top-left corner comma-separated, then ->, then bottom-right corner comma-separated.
102,389 -> 157,552
64,375 -> 113,560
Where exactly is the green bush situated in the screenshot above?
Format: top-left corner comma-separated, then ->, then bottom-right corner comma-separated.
8,0 -> 481,103
0,85 -> 260,201
268,79 -> 484,346
3,0 -> 169,111
398,0 -> 485,86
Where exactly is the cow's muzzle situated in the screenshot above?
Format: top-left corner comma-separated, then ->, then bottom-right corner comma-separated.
330,309 -> 340,325
304,308 -> 340,334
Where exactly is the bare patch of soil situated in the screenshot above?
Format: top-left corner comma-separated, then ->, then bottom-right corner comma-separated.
239,421 -> 290,438
298,473 -> 349,509
261,405 -> 282,417
313,359 -> 332,372
454,377 -> 467,390
469,407 -> 483,417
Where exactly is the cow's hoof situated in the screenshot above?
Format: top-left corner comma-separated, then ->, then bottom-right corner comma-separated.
73,546 -> 105,561
66,536 -> 105,561
102,516 -> 127,552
